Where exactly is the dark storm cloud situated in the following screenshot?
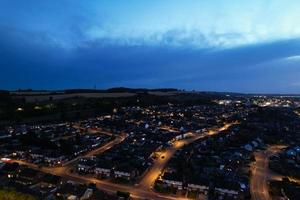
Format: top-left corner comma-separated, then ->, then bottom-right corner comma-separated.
1,25 -> 300,93
1,1 -> 300,93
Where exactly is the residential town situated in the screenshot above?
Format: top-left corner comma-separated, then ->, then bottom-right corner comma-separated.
1,92 -> 300,200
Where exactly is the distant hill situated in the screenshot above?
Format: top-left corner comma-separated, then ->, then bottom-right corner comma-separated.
7,88 -> 300,97
10,87 -> 179,94
0,90 -> 9,95
64,89 -> 105,94
106,87 -> 178,93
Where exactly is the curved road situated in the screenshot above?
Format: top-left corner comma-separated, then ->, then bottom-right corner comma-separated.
138,122 -> 237,191
11,122 -> 237,200
250,145 -> 288,200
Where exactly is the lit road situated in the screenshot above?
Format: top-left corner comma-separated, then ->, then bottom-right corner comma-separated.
73,124 -> 114,137
11,133 -> 127,177
250,145 -> 287,200
87,128 -> 114,137
10,122 -> 238,200
61,133 -> 127,168
160,126 -> 179,133
138,122 -> 238,191
13,159 -> 190,200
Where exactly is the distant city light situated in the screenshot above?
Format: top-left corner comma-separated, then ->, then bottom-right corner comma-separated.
16,107 -> 23,112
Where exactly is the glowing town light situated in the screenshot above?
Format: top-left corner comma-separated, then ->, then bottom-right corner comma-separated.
16,107 -> 23,111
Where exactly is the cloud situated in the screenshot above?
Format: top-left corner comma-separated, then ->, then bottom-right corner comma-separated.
1,1 -> 300,92
2,1 -> 300,49
1,24 -> 300,93
83,0 -> 300,48
285,55 -> 300,61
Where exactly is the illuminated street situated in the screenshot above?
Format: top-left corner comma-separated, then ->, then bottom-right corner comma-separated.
138,122 -> 238,193
2,1 -> 300,199
250,145 -> 287,200
9,122 -> 237,200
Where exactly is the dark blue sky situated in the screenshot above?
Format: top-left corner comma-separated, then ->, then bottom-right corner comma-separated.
1,0 -> 300,93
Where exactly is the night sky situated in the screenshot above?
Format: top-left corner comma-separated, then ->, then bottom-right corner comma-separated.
1,0 -> 300,93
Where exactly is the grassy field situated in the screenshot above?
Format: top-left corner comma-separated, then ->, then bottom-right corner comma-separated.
0,188 -> 36,200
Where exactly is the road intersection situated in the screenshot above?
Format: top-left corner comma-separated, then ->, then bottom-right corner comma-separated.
250,145 -> 300,200
12,122 -> 237,200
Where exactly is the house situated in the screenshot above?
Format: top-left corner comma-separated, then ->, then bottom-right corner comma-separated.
256,137 -> 263,144
186,175 -> 210,194
187,183 -> 209,195
15,168 -> 40,186
31,182 -> 58,199
214,181 -> 241,199
1,162 -> 19,178
95,167 -> 111,178
286,149 -> 296,157
68,195 -> 78,200
77,157 -> 97,173
29,149 -> 44,160
160,172 -> 183,190
44,151 -> 66,166
251,141 -> 258,148
80,189 -> 93,200
0,161 -> 5,170
56,181 -> 86,200
214,187 -> 239,198
294,146 -> 300,153
113,170 -> 132,180
244,144 -> 253,152
94,160 -> 112,178
40,173 -> 61,187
